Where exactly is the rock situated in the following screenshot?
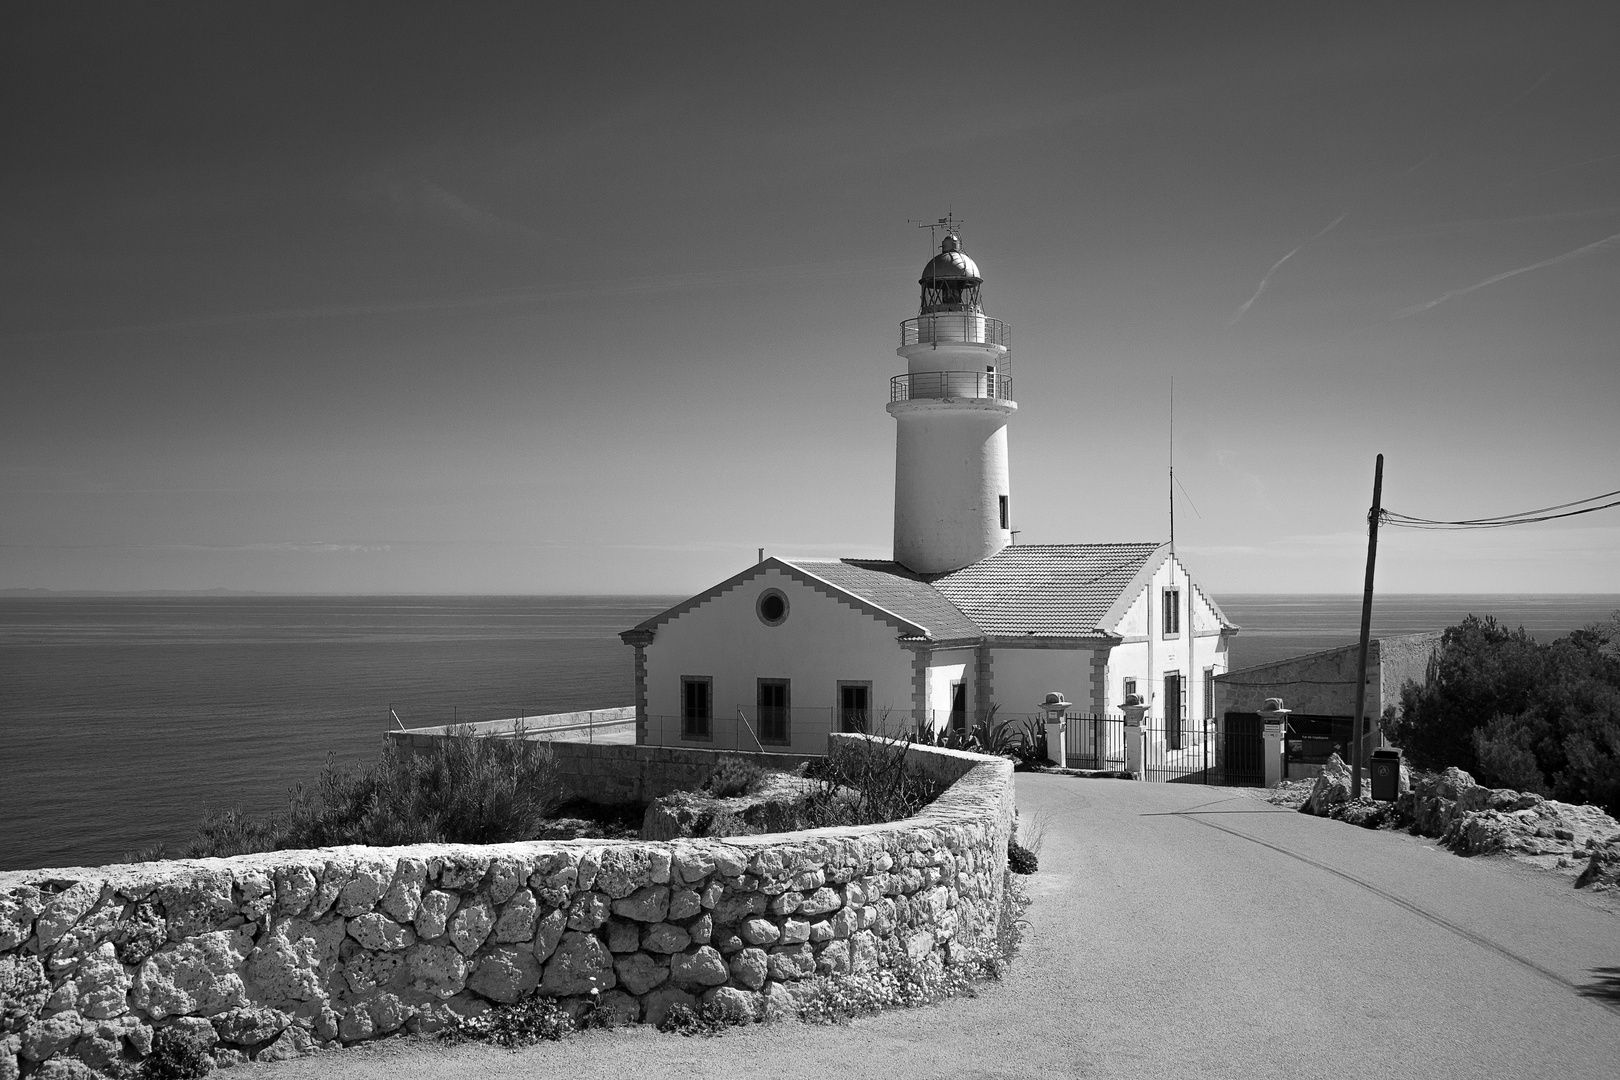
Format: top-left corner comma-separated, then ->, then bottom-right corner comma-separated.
157,874 -> 235,941
641,922 -> 691,954
347,913 -> 415,952
246,917 -> 346,1003
342,949 -> 404,994
539,931 -> 616,995
72,943 -> 131,1019
642,986 -> 696,1028
670,946 -> 728,988
405,943 -> 468,999
130,930 -> 251,1019
32,1059 -> 101,1080
816,939 -> 851,975
437,857 -> 489,891
447,896 -> 495,957
211,1006 -> 291,1046
729,948 -> 768,990
594,849 -> 653,899
605,919 -> 641,954
760,980 -> 799,1022
765,944 -> 815,981
1576,842 -> 1620,891
275,866 -> 318,916
71,1030 -> 122,1073
564,892 -> 610,932
778,919 -> 811,945
19,1011 -> 80,1061
379,861 -> 427,924
1,955 -> 50,1031
611,886 -> 670,923
485,859 -> 525,906
671,848 -> 716,884
531,909 -> 566,963
254,1027 -> 308,1062
464,946 -> 541,1004
798,887 -> 842,916
413,890 -> 458,939
738,918 -> 779,946
667,889 -> 702,921
702,986 -> 761,1024
213,1047 -> 248,1068
641,775 -> 810,841
492,890 -> 539,943
689,914 -> 713,945
613,952 -> 669,996
0,1035 -> 17,1080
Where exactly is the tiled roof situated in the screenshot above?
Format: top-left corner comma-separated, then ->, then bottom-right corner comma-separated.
787,559 -> 984,643
930,543 -> 1164,638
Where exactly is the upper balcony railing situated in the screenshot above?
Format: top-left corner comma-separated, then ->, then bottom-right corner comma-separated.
901,313 -> 1012,351
891,371 -> 1014,403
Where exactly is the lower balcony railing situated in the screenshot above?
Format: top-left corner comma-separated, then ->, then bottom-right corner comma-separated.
890,371 -> 1013,402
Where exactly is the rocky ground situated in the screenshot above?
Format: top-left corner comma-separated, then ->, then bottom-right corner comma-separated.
639,773 -> 824,841
1270,754 -> 1620,891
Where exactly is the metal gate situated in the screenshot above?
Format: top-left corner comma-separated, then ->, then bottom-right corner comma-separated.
1220,712 -> 1266,788
1061,713 -> 1127,770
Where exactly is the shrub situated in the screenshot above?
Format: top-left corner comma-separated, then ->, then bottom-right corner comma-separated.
1007,840 -> 1038,874
162,726 -> 565,858
141,1027 -> 214,1080
794,737 -> 943,828
1383,612 -> 1620,817
702,757 -> 768,798
442,993 -> 575,1046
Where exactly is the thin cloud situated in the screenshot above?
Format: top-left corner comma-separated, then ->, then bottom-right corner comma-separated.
369,172 -> 552,244
1386,231 -> 1620,322
1500,151 -> 1620,190
1226,213 -> 1347,329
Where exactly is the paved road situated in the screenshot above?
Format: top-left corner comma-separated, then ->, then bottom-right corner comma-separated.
262,774 -> 1620,1080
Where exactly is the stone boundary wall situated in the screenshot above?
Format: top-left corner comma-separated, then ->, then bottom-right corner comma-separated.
393,707 -> 636,738
385,733 -> 822,807
0,737 -> 1014,1078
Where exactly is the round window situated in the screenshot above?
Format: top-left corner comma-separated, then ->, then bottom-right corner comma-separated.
756,588 -> 788,626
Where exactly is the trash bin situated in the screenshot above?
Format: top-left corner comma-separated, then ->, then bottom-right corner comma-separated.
1370,748 -> 1402,801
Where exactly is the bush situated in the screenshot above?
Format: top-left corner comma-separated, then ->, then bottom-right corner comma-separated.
442,993 -> 575,1046
1383,612 -> 1620,817
159,726 -> 565,858
1007,840 -> 1038,874
701,758 -> 768,798
141,1027 -> 214,1080
795,737 -> 943,828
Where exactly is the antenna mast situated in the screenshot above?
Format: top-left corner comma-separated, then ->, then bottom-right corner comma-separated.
909,209 -> 965,252
1169,376 -> 1175,557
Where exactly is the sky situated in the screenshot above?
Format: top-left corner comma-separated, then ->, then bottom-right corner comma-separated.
3,1 -> 1618,596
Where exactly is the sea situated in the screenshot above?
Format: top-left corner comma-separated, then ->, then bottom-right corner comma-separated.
3,593 -> 1617,872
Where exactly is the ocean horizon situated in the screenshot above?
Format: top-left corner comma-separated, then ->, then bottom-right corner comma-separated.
3,592 -> 1617,872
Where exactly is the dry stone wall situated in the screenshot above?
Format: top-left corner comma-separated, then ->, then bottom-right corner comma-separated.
0,738 -> 1013,1078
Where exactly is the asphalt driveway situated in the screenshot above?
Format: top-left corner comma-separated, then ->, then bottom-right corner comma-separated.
258,774 -> 1620,1080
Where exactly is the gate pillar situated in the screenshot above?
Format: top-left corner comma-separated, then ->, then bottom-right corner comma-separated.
1258,698 -> 1291,789
1121,697 -> 1148,778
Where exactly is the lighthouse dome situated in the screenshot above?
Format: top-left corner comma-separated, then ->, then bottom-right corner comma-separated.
918,234 -> 982,285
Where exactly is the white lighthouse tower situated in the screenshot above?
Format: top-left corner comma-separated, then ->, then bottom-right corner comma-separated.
887,232 -> 1016,574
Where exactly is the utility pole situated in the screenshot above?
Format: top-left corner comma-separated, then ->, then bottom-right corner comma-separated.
1350,454 -> 1384,800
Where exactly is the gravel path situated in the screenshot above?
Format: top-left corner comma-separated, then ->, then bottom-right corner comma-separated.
254,774 -> 1620,1080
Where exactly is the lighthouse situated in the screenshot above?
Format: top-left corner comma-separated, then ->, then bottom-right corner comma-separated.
887,233 -> 1016,574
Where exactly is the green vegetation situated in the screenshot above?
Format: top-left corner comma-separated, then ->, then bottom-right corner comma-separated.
132,726 -> 564,860
140,1026 -> 214,1079
799,737 -> 944,827
1383,612 -> 1620,816
701,757 -> 769,798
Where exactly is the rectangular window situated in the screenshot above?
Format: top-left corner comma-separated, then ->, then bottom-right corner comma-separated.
757,679 -> 790,746
681,677 -> 712,741
838,682 -> 871,734
1124,677 -> 1137,700
1203,667 -> 1215,721
950,682 -> 967,732
1162,588 -> 1181,636
999,495 -> 1009,531
1165,671 -> 1183,750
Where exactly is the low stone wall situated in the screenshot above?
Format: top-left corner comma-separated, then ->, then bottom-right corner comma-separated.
0,737 -> 1014,1077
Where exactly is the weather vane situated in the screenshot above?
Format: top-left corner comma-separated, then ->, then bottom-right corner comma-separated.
908,209 -> 964,250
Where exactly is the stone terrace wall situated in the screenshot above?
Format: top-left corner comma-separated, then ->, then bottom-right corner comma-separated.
386,731 -> 821,806
0,738 -> 1014,1078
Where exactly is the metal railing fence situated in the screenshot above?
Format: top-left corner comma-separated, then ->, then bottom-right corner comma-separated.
890,371 -> 1013,402
900,314 -> 1012,350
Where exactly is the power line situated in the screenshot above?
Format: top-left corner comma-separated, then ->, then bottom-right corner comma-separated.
1381,486 -> 1620,530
